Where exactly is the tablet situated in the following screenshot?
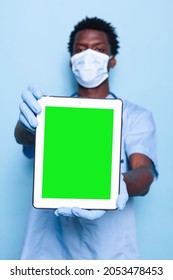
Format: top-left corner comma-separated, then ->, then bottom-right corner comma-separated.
33,96 -> 122,210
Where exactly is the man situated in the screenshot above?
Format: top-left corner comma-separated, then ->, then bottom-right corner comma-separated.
14,17 -> 158,259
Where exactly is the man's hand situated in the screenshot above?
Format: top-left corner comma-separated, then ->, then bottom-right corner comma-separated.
19,84 -> 43,132
55,207 -> 106,220
54,175 -> 129,220
116,173 -> 129,210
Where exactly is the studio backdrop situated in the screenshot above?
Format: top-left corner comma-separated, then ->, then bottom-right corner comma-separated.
0,0 -> 172,259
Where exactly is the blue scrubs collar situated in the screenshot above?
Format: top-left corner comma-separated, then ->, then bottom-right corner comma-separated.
71,92 -> 117,99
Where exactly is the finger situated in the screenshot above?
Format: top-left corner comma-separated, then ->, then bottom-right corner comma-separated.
19,113 -> 36,132
116,192 -> 128,210
19,102 -> 38,129
28,83 -> 43,99
116,178 -> 129,210
21,90 -> 42,115
55,207 -> 74,217
72,207 -> 105,220
116,197 -> 126,210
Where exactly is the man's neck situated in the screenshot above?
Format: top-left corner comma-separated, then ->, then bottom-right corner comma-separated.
78,80 -> 110,99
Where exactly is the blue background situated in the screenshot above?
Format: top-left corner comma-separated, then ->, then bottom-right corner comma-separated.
0,0 -> 172,259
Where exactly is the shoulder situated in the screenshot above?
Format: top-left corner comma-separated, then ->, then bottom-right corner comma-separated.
122,99 -> 151,117
121,99 -> 158,175
121,99 -> 156,139
122,99 -> 155,127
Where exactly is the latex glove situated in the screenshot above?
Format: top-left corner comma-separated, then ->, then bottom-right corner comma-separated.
54,174 -> 129,220
116,173 -> 129,210
19,84 -> 43,132
54,207 -> 106,221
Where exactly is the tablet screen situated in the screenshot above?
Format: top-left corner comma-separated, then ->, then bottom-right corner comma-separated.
42,106 -> 114,199
33,96 -> 122,209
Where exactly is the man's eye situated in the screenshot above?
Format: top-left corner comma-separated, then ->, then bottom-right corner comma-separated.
75,48 -> 86,53
94,48 -> 105,53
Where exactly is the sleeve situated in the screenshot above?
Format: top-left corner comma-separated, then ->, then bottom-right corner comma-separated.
124,107 -> 158,177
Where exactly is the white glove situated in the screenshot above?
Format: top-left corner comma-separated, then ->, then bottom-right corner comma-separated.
55,207 -> 106,220
55,174 -> 129,220
19,84 -> 43,132
116,173 -> 129,210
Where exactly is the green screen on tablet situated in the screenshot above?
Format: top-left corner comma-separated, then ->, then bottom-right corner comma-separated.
33,96 -> 122,209
42,106 -> 114,199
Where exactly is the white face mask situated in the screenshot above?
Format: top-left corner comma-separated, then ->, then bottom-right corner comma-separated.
71,49 -> 110,88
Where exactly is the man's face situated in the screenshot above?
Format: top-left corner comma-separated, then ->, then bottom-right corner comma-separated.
70,29 -> 116,97
72,29 -> 112,56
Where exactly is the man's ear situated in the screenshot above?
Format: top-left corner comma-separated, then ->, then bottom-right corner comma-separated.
109,56 -> 116,69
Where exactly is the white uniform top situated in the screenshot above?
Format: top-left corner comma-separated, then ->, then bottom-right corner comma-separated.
21,94 -> 158,260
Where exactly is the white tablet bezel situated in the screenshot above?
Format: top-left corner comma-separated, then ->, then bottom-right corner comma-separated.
33,96 -> 122,210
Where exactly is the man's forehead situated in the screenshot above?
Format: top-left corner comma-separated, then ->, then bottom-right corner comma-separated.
74,29 -> 109,44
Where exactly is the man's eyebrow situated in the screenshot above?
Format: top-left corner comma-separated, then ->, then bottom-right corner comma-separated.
75,42 -> 106,46
75,43 -> 85,46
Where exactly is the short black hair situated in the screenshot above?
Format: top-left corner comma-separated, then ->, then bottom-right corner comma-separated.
68,17 -> 120,56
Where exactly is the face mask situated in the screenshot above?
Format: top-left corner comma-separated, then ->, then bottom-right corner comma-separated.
71,49 -> 110,88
